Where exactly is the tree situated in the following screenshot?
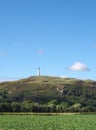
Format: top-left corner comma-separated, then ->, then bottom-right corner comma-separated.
0,102 -> 11,112
11,102 -> 21,112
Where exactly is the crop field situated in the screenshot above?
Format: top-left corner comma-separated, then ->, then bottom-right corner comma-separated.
0,114 -> 96,130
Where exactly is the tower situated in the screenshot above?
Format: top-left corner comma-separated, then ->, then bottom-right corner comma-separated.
37,67 -> 40,76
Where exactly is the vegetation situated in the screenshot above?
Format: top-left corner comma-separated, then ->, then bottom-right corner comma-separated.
0,114 -> 96,130
0,76 -> 96,112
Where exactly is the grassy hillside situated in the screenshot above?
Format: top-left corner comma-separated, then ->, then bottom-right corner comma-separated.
0,76 -> 96,112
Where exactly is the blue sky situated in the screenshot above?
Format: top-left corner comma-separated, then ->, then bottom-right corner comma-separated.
0,0 -> 96,81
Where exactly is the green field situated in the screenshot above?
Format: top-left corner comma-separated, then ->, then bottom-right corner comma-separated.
0,114 -> 96,130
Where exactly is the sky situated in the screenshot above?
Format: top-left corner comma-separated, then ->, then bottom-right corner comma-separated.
0,0 -> 96,81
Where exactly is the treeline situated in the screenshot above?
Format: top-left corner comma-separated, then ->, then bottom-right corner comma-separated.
0,100 -> 96,113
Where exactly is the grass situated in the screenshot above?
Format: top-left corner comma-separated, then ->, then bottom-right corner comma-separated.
0,114 -> 96,130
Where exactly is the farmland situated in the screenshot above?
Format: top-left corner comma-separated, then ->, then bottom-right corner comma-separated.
0,114 -> 96,130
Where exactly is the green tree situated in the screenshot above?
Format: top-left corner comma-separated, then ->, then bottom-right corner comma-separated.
11,102 -> 21,112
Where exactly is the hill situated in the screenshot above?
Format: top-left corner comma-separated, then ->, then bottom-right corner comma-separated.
0,76 -> 96,112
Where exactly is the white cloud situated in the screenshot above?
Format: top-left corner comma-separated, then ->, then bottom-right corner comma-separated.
59,76 -> 67,78
92,44 -> 96,49
38,49 -> 44,55
0,51 -> 6,57
69,62 -> 90,71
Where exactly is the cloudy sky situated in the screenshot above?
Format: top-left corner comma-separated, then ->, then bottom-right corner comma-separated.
0,0 -> 96,81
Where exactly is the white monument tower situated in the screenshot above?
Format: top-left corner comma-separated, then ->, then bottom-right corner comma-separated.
37,67 -> 40,76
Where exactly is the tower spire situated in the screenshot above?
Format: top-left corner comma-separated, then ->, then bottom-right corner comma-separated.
37,67 -> 40,76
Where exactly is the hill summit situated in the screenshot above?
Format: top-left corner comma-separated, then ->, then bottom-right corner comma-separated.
0,76 -> 96,112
